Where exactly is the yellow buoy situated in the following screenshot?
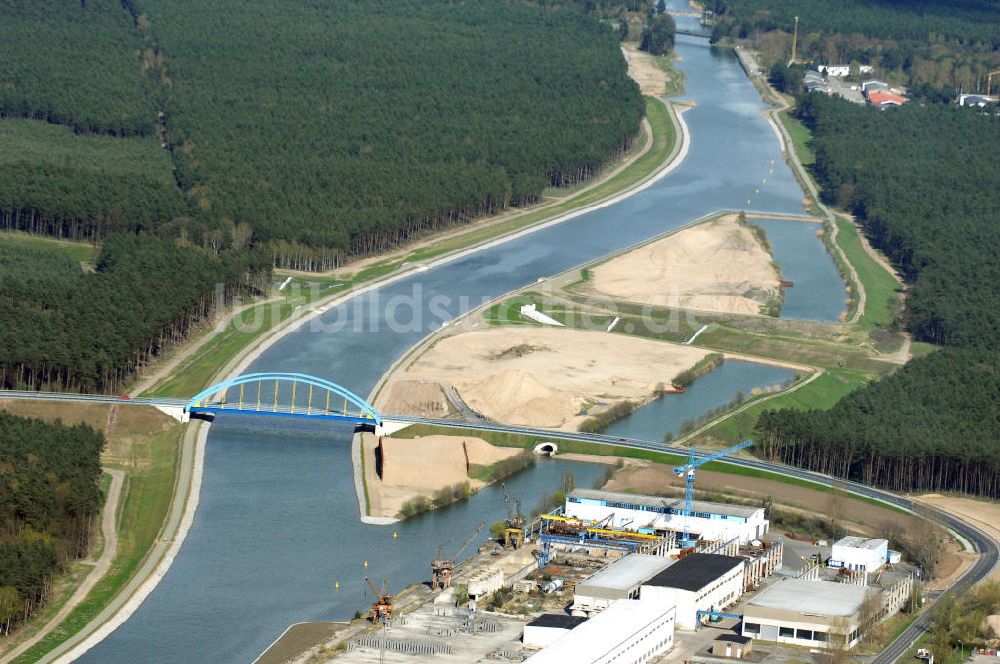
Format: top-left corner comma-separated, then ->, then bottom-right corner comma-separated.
393,531 -> 398,540
335,581 -> 340,590
363,560 -> 368,568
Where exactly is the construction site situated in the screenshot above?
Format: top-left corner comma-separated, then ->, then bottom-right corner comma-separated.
255,443 -> 919,664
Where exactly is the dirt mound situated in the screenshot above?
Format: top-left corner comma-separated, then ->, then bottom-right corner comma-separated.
463,369 -> 575,428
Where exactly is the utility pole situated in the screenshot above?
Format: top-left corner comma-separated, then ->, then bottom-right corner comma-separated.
790,16 -> 799,66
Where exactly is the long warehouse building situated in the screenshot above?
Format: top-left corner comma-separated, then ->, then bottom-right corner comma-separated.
524,599 -> 676,664
565,489 -> 768,545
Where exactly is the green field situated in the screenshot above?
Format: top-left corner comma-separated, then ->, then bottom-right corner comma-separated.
0,231 -> 95,265
11,424 -> 182,664
834,217 -> 903,330
779,108 -> 815,167
696,369 -> 870,445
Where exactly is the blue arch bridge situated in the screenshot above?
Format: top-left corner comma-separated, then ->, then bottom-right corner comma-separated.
182,372 -> 383,431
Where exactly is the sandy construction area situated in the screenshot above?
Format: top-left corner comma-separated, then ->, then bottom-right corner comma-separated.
382,327 -> 708,429
360,432 -> 520,518
917,494 -> 1000,582
377,379 -> 453,418
588,214 -> 780,315
623,43 -> 675,95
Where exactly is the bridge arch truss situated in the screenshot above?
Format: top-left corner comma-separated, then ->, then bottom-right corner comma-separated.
185,372 -> 382,427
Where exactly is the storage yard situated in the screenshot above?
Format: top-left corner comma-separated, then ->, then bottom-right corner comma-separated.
275,486 -> 921,664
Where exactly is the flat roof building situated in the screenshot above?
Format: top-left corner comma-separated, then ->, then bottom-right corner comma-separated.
573,554 -> 675,616
523,614 -> 588,648
641,553 -> 745,630
830,536 -> 888,572
565,489 -> 768,545
742,579 -> 873,649
524,599 -> 676,664
711,634 -> 753,659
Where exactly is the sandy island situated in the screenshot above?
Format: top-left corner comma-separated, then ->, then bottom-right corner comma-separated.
376,327 -> 709,430
587,213 -> 780,315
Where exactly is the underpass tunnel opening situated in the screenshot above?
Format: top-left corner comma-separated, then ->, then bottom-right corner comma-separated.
533,442 -> 558,456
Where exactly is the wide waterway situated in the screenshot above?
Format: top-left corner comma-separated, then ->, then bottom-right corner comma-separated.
80,14 -> 842,664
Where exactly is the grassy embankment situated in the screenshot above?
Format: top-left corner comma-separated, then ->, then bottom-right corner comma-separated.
652,50 -> 687,98
0,403 -> 181,664
143,95 -> 678,399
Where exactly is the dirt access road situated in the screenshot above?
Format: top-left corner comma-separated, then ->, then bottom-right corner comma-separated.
1,469 -> 124,662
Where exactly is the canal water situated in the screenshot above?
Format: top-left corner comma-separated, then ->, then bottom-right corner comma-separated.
601,360 -> 797,442
80,6 -> 843,662
753,218 -> 846,321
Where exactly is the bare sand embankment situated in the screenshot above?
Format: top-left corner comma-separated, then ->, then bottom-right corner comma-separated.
377,327 -> 709,430
360,432 -> 521,518
588,213 -> 780,315
623,43 -> 676,95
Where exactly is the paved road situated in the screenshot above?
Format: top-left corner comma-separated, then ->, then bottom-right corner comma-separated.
0,390 -> 186,408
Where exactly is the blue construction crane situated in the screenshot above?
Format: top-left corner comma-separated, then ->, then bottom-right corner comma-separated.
673,440 -> 753,547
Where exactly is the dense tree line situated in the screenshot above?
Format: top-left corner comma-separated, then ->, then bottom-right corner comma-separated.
0,413 -> 104,632
756,95 -> 1000,497
1,0 -> 646,270
641,13 -> 677,55
708,0 -> 1000,95
0,120 -> 184,240
0,235 -> 270,393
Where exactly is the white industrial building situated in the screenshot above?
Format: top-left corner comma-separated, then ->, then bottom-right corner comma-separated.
742,579 -> 872,648
829,536 -> 888,572
524,599 -> 676,664
522,614 -> 588,648
565,489 -> 769,545
818,64 -> 874,77
572,554 -> 675,616
640,553 -> 745,630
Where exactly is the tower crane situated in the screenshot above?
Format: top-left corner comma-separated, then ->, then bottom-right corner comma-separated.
500,483 -> 526,549
364,576 -> 393,623
431,521 -> 485,590
988,69 -> 1000,97
672,440 -> 753,548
